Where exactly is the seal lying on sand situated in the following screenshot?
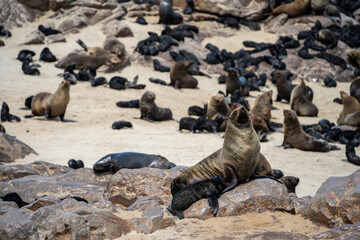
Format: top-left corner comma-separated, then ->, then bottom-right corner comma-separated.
139,91 -> 173,121
283,109 -> 340,152
171,107 -> 263,195
167,176 -> 226,219
93,152 -> 176,174
25,80 -> 70,121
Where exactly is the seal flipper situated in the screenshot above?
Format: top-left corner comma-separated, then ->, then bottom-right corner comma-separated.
59,112 -> 65,122
222,164 -> 238,193
208,197 -> 219,216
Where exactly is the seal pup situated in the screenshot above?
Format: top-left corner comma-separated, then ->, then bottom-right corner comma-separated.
171,107 -> 261,195
167,176 -> 226,219
206,94 -> 231,132
290,79 -> 318,117
26,80 -> 70,121
272,70 -> 294,102
139,91 -> 173,121
39,47 -> 57,62
225,68 -> 249,97
272,0 -> 310,17
112,120 -> 133,129
159,0 -> 183,25
283,109 -> 340,152
250,90 -> 272,125
170,60 -> 198,89
93,152 -> 176,174
278,176 -> 299,194
345,140 -> 360,166
68,159 -> 84,169
346,49 -> 360,69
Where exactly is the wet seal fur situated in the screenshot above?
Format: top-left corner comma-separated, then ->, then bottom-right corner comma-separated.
93,152 -> 176,174
290,79 -> 318,117
171,107 -> 264,195
283,109 -> 340,152
139,91 -> 173,121
26,80 -> 70,121
167,176 -> 226,219
170,60 -> 198,89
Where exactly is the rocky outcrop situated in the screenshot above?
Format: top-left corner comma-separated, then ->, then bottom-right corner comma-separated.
0,133 -> 37,163
102,19 -> 134,37
298,169 -> 360,228
0,209 -> 39,239
193,0 -> 270,21
313,222 -> 360,239
22,30 -> 45,45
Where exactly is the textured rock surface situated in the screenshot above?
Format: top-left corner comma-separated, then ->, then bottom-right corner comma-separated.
193,0 -> 270,21
313,222 -> 360,239
0,209 -> 39,239
22,30 -> 45,45
298,169 -> 360,228
0,133 -> 37,163
102,19 -> 134,37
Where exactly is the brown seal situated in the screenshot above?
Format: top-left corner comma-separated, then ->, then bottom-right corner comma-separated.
171,107 -> 264,195
278,176 -> 299,194
311,0 -> 329,14
283,109 -> 340,152
350,77 -> 360,102
139,91 -> 173,121
273,70 -> 294,102
337,91 -> 360,126
290,79 -> 318,117
272,0 -> 310,17
170,60 -> 198,89
28,80 -> 70,121
346,49 -> 360,68
250,90 -> 272,125
206,94 -> 232,132
55,50 -> 120,70
103,36 -> 125,57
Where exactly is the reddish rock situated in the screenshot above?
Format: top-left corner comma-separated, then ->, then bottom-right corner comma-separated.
313,222 -> 360,239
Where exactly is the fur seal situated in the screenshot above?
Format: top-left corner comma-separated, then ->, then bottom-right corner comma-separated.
171,107 -> 262,195
350,77 -> 360,102
93,152 -> 176,174
68,159 -> 84,169
170,60 -> 198,89
225,68 -> 249,97
346,49 -> 360,69
27,80 -> 70,121
206,94 -> 231,132
345,140 -> 360,166
311,0 -> 329,14
112,120 -> 133,129
159,0 -> 183,25
290,79 -> 318,117
278,176 -> 299,194
167,176 -> 226,219
103,36 -> 125,57
140,91 -> 173,121
283,109 -> 340,152
272,0 -> 310,17
338,91 -> 360,119
250,90 -> 272,125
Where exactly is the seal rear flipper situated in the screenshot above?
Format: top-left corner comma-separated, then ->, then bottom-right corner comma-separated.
24,114 -> 34,119
208,197 -> 219,216
222,164 -> 238,193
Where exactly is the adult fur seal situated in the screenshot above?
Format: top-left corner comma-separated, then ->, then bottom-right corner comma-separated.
103,36 -> 125,57
290,79 -> 318,117
250,90 -> 272,125
26,80 -> 70,121
159,0 -> 183,25
225,68 -> 249,97
170,60 -> 198,89
283,109 -> 340,152
272,0 -> 310,17
171,107 -> 262,195
140,91 -> 173,121
206,94 -> 232,132
93,152 -> 176,174
167,176 -> 226,219
350,77 -> 360,102
337,91 -> 360,126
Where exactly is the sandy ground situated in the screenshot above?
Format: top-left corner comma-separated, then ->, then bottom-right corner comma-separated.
0,10 -> 358,238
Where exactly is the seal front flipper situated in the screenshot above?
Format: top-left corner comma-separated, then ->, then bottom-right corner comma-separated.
222,164 -> 238,193
208,197 -> 219,216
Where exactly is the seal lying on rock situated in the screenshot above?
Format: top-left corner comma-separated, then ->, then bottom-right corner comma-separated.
171,107 -> 264,195
283,109 -> 340,152
93,152 -> 176,174
167,176 -> 226,219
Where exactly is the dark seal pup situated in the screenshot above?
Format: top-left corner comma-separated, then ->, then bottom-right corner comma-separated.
283,109 -> 340,152
167,176 -> 227,219
93,152 -> 176,174
159,0 -> 183,25
140,91 -> 173,121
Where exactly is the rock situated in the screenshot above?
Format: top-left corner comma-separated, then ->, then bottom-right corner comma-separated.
0,0 -> 42,29
89,9 -> 113,25
0,132 -> 37,163
49,0 -> 72,11
298,169 -> 360,227
265,14 -> 288,33
313,222 -> 360,239
128,196 -> 165,211
31,198 -> 131,239
69,0 -> 103,9
102,19 -> 134,37
104,167 -> 187,207
0,209 -> 39,239
45,33 -> 66,44
282,54 -> 303,71
193,0 -> 270,21
22,30 -> 45,45
335,69 -> 355,83
0,200 -> 18,216
191,12 -> 218,21
58,15 -> 89,32
182,179 -> 295,219
106,6 -> 127,22
23,196 -> 60,211
127,206 -> 175,234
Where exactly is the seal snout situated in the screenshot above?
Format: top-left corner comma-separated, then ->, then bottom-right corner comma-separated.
236,107 -> 249,124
